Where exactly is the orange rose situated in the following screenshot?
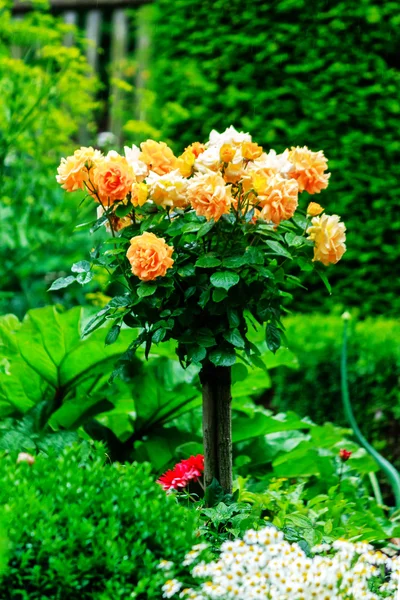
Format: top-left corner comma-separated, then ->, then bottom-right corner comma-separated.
307,202 -> 324,217
185,142 -> 206,158
56,146 -> 103,192
254,173 -> 298,225
187,173 -> 232,222
307,213 -> 346,265
93,153 -> 135,206
288,146 -> 330,194
127,232 -> 174,281
241,141 -> 263,161
220,143 -> 236,164
140,140 -> 179,175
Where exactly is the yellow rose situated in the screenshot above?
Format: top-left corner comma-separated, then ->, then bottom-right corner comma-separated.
307,214 -> 346,265
185,141 -> 206,158
177,148 -> 196,178
140,140 -> 179,175
127,232 -> 174,281
187,173 -> 231,222
220,144 -> 236,164
131,182 -> 149,207
288,146 -> 330,194
307,202 -> 324,217
241,141 -> 263,160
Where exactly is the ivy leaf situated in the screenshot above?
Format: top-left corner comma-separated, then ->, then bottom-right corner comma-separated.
210,271 -> 240,290
265,241 -> 292,259
266,323 -> 281,353
137,283 -> 157,298
71,260 -> 91,273
197,219 -> 215,238
209,347 -> 237,367
105,324 -> 121,346
223,328 -> 245,348
195,254 -> 222,268
48,276 -> 76,291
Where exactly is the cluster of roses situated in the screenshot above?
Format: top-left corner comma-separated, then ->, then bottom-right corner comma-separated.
157,454 -> 204,492
57,126 -> 346,282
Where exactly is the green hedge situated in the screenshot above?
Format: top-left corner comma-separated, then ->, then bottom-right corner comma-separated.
269,315 -> 400,467
149,0 -> 400,315
0,444 -> 196,599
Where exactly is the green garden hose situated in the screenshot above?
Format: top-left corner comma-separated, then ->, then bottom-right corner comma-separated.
341,316 -> 400,509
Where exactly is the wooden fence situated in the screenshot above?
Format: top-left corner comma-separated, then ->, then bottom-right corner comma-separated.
13,0 -> 152,144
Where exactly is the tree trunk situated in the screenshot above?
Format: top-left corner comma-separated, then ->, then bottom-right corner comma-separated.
200,363 -> 232,493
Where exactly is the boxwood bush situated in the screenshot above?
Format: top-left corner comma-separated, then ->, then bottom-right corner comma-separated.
269,315 -> 400,467
149,0 -> 400,316
0,443 -> 197,599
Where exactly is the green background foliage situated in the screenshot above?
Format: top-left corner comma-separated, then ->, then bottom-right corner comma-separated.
148,0 -> 400,316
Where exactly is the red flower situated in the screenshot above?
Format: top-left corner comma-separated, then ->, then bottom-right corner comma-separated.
157,454 -> 204,491
339,449 -> 352,462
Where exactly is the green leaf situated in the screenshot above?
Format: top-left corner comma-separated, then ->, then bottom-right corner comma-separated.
105,324 -> 121,346
178,263 -> 196,277
195,254 -> 222,268
115,203 -> 133,218
315,267 -> 332,294
77,271 -> 93,285
71,260 -> 91,273
231,363 -> 248,383
187,345 -> 207,364
198,288 -> 211,308
212,288 -> 228,303
265,240 -> 292,259
245,246 -> 264,265
109,296 -> 132,308
152,328 -> 167,344
266,323 -> 281,353
209,347 -> 236,367
285,232 -> 305,247
166,219 -> 185,237
197,219 -> 215,238
298,257 -> 314,272
137,283 -> 157,298
195,328 -> 216,348
182,222 -> 202,234
210,271 -> 240,290
227,308 -> 240,328
223,329 -> 245,348
292,213 -> 308,230
222,256 -> 247,268
48,276 -> 76,291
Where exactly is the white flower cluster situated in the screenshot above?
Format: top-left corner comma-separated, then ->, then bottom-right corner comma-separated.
161,526 -> 400,599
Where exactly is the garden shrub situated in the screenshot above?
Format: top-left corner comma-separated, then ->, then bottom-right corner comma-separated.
149,0 -> 400,316
269,315 -> 400,467
0,443 -> 197,599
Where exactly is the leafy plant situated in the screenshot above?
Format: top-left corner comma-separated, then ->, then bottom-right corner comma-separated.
0,443 -> 197,599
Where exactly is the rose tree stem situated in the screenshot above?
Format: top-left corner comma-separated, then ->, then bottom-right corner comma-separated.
200,364 -> 233,494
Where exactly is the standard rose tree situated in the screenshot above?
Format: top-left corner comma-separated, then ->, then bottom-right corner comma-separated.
54,126 -> 346,492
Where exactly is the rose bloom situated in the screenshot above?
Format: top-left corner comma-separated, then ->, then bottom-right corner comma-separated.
177,148 -> 196,178
307,201 -> 324,217
185,141 -> 206,158
131,182 -> 149,207
254,173 -> 299,225
249,148 -> 294,178
93,152 -> 135,205
241,141 -> 263,161
288,146 -> 330,194
17,452 -> 35,465
187,173 -> 232,222
140,140 -> 178,175
220,143 -> 236,164
147,170 -> 189,209
56,146 -> 103,192
339,449 -> 352,462
124,144 -> 149,182
127,232 -> 174,281
307,213 -> 346,265
223,161 -> 248,184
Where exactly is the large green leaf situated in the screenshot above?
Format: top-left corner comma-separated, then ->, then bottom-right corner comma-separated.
232,410 -> 314,443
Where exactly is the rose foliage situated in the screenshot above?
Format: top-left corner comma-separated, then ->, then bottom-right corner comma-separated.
53,126 -> 346,370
